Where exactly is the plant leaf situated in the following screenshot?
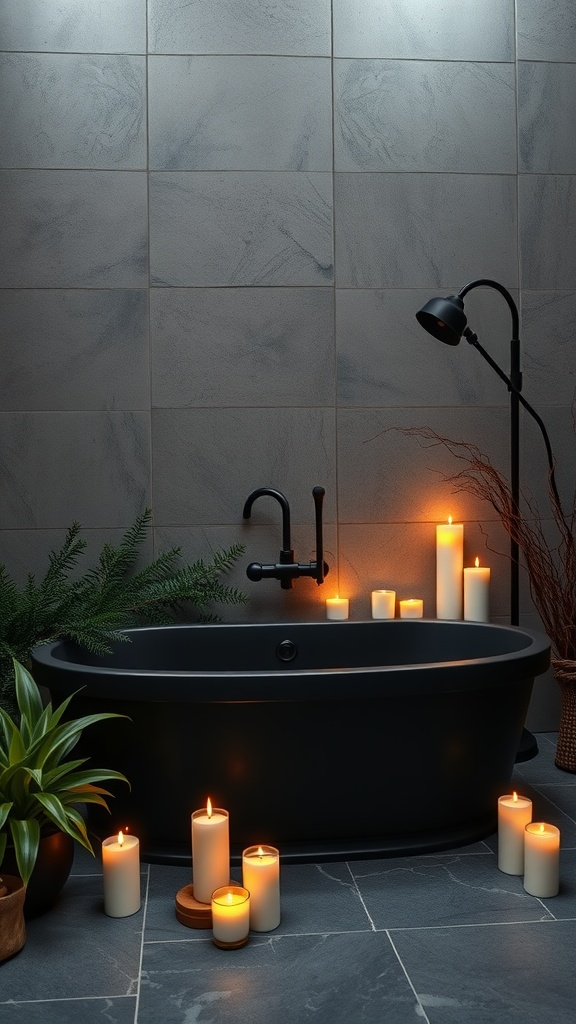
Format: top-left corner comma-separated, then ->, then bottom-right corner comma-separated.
9,817 -> 40,887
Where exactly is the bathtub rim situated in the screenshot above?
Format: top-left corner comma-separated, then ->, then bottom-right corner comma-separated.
31,619 -> 551,704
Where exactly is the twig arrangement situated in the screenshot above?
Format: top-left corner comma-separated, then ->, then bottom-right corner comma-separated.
393,427 -> 576,662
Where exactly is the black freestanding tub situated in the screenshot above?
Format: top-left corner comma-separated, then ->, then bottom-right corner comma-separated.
31,619 -> 550,863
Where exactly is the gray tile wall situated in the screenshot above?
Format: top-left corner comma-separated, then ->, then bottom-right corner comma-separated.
1,0 -> 574,728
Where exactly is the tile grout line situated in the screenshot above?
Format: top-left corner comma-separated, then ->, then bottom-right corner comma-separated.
386,930 -> 432,1024
133,863 -> 151,1023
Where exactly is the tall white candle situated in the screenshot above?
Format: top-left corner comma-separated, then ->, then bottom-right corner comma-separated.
524,822 -> 560,897
326,597 -> 349,620
399,598 -> 424,619
211,885 -> 251,947
498,792 -> 532,874
464,558 -> 491,622
436,517 -> 464,619
102,831 -> 141,917
371,590 -> 396,619
242,845 -> 281,932
191,799 -> 230,904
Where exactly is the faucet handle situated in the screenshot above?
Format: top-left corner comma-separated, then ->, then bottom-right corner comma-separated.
312,486 -> 327,585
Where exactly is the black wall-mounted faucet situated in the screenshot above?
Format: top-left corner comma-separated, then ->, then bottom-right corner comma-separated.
242,486 -> 329,589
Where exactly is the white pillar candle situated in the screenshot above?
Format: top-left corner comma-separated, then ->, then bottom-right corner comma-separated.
498,792 -> 533,874
371,590 -> 396,619
242,845 -> 281,932
464,558 -> 491,622
191,799 -> 230,904
524,822 -> 560,897
436,517 -> 464,619
326,596 -> 349,620
211,885 -> 251,948
399,598 -> 424,619
102,831 -> 141,917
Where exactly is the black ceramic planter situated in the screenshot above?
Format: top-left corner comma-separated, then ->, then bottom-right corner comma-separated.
3,830 -> 75,918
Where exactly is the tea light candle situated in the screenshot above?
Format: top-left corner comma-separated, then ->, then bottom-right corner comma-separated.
464,558 -> 491,622
102,831 -> 141,917
211,885 -> 251,949
326,596 -> 349,620
436,517 -> 464,619
524,822 -> 560,897
399,598 -> 424,619
242,845 -> 281,932
191,799 -> 230,904
498,792 -> 533,874
371,589 -> 396,619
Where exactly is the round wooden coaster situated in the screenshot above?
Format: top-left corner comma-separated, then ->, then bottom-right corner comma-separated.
175,884 -> 212,929
213,934 -> 250,950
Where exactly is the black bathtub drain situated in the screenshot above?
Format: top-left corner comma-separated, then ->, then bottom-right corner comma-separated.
276,640 -> 297,662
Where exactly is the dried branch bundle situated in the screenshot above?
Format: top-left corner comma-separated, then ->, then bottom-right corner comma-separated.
396,427 -> 576,662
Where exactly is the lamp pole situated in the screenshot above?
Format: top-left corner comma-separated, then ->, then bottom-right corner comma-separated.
457,280 -> 521,626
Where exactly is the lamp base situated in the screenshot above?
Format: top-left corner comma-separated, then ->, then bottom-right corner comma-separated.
515,727 -> 539,763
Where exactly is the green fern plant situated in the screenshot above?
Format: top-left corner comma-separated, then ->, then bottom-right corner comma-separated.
0,510 -> 247,714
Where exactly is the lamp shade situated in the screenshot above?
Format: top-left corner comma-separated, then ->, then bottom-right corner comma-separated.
415,294 -> 467,345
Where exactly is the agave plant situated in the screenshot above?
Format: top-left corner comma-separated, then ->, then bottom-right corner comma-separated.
0,659 -> 128,887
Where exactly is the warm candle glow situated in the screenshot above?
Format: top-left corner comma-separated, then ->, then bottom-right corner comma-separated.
539,823 -> 545,833
258,846 -> 264,857
448,515 -> 453,525
207,797 -> 212,818
513,791 -> 518,802
118,830 -> 124,846
475,556 -> 480,568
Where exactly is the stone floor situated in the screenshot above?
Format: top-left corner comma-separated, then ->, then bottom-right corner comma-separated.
2,732 -> 576,1023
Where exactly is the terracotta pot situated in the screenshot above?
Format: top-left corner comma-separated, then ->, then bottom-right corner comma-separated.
553,659 -> 576,773
2,830 -> 75,919
0,875 -> 26,962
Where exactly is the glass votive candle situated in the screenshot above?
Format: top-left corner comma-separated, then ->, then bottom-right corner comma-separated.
242,845 -> 281,932
211,885 -> 251,949
326,597 -> 349,620
371,589 -> 396,619
399,598 -> 424,619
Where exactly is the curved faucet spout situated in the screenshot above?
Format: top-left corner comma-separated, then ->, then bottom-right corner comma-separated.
242,485 -> 329,589
242,487 -> 292,554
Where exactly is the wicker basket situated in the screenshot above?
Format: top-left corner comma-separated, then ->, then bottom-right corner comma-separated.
553,659 -> 576,773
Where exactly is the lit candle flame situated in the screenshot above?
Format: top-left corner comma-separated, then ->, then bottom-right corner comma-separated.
258,846 -> 264,858
539,823 -> 545,833
512,792 -> 518,802
207,797 -> 212,818
226,891 -> 233,904
118,830 -> 124,846
448,515 -> 452,525
475,556 -> 480,568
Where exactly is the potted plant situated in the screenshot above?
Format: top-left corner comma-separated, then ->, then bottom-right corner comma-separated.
0,508 -> 246,716
0,658 -> 129,920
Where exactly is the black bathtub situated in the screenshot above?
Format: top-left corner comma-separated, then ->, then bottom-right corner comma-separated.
31,619 -> 550,863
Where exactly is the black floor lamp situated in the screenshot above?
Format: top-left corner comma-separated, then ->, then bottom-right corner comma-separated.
415,278 -> 560,760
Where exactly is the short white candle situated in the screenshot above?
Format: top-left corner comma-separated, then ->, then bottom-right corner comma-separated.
497,792 -> 532,874
371,590 -> 396,619
242,845 -> 281,932
399,598 -> 424,619
326,596 -> 349,620
464,558 -> 491,622
524,822 -> 560,897
436,517 -> 464,619
191,799 -> 230,904
102,831 -> 141,917
211,886 -> 251,947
